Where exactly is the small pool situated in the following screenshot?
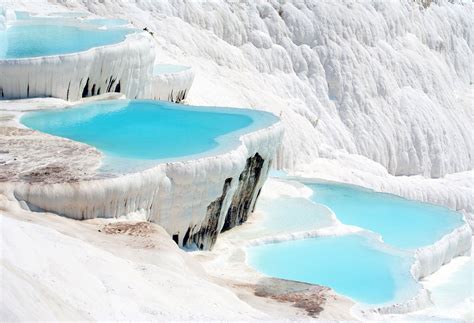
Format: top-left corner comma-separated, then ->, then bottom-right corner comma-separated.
153,64 -> 191,75
307,182 -> 465,249
21,100 -> 278,169
247,235 -> 419,305
0,20 -> 134,59
246,177 -> 468,306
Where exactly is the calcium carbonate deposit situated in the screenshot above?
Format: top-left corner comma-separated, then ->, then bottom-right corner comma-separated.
1,0 -> 472,321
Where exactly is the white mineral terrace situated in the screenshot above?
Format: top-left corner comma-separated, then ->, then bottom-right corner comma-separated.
0,19 -> 154,101
0,1 -> 472,321
0,97 -> 283,251
0,11 -> 195,103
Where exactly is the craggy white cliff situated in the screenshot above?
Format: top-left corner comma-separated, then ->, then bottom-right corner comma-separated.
46,0 -> 474,179
0,212 -> 269,321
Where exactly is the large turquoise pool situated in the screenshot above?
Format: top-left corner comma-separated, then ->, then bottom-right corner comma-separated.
21,100 -> 278,166
0,22 -> 133,59
246,177 -> 467,305
247,235 -> 419,305
307,181 -> 464,249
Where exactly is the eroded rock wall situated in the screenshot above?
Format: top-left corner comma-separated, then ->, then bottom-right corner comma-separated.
222,153 -> 265,232
187,153 -> 270,250
189,178 -> 232,250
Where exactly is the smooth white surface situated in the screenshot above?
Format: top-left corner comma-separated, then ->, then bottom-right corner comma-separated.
0,213 -> 267,321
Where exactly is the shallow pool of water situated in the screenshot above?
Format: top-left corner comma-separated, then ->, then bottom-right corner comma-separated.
0,22 -> 133,59
21,100 -> 278,166
247,234 -> 419,305
232,195 -> 334,240
306,182 -> 465,249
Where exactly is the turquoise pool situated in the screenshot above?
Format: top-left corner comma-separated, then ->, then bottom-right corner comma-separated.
307,181 -> 464,249
246,177 -> 467,305
0,22 -> 133,59
247,235 -> 419,305
21,100 -> 278,165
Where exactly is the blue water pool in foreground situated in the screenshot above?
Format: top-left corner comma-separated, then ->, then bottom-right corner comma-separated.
247,235 -> 418,304
0,23 -> 133,59
307,181 -> 465,249
246,177 -> 467,305
21,100 -> 278,165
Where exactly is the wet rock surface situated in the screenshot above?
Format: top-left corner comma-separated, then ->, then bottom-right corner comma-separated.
189,178 -> 232,250
222,153 -> 265,232
180,153 -> 268,250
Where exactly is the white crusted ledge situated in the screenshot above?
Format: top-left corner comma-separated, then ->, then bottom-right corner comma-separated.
0,32 -> 155,101
151,66 -> 195,103
412,222 -> 472,279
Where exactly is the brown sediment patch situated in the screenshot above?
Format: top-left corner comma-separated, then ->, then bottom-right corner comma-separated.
18,164 -> 80,183
0,126 -> 101,183
101,222 -> 156,237
236,277 -> 330,318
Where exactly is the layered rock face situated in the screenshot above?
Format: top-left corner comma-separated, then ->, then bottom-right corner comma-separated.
0,32 -> 156,101
222,153 -> 264,232
190,153 -> 266,249
189,178 -> 232,250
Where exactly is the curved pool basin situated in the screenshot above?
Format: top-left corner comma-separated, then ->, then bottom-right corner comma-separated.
247,234 -> 419,305
307,181 -> 465,249
0,23 -> 134,59
21,99 -> 279,169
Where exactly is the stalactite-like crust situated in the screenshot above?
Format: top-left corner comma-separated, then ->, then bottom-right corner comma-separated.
0,33 -> 155,101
